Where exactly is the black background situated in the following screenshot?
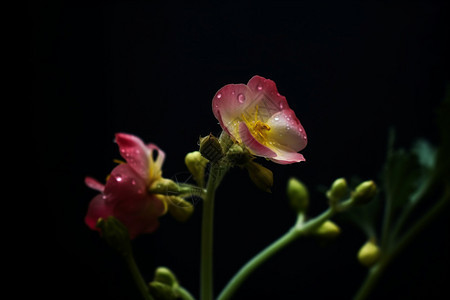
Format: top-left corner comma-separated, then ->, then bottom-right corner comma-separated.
31,1 -> 449,299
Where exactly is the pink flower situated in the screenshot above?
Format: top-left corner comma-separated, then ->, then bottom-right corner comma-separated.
85,133 -> 168,239
212,75 -> 307,164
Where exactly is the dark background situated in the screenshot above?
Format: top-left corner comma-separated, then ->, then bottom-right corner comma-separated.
31,1 -> 449,299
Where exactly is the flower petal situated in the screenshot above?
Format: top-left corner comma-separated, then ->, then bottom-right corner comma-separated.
270,149 -> 306,164
84,194 -> 112,231
266,109 -> 307,152
212,83 -> 253,139
238,122 -> 277,158
115,133 -> 150,180
147,143 -> 165,180
246,75 -> 290,122
85,176 -> 105,192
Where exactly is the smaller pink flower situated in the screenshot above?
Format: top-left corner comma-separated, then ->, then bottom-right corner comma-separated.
212,75 -> 307,164
85,133 -> 168,239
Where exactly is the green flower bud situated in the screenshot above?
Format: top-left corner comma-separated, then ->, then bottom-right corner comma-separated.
149,178 -> 180,195
185,151 -> 208,187
245,160 -> 273,193
154,267 -> 178,287
287,177 -> 309,213
352,180 -> 377,205
227,144 -> 251,165
326,177 -> 348,206
199,134 -> 223,162
313,220 -> 341,239
148,281 -> 177,300
96,216 -> 131,257
167,196 -> 194,222
357,239 -> 381,267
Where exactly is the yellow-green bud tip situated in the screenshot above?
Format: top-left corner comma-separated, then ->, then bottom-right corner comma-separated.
287,177 -> 309,213
352,180 -> 377,205
185,151 -> 208,187
314,220 -> 341,239
357,239 -> 381,267
245,160 -> 273,193
326,177 -> 348,205
154,266 -> 178,287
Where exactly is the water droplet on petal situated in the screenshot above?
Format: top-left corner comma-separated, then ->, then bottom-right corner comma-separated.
279,103 -> 284,109
217,93 -> 222,99
102,194 -> 107,200
299,128 -> 303,132
115,175 -> 123,182
257,85 -> 263,91
237,93 -> 246,103
131,179 -> 136,185
274,117 -> 280,121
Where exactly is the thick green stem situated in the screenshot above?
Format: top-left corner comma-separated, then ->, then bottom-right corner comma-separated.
200,163 -> 221,300
124,254 -> 154,300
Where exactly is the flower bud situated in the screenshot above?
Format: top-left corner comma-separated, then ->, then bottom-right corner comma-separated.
185,151 -> 208,187
167,196 -> 194,222
96,216 -> 131,257
352,180 -> 377,205
154,267 -> 178,287
286,178 -> 309,213
357,239 -> 381,267
199,134 -> 223,162
313,220 -> 341,239
148,282 -> 177,300
227,144 -> 251,165
245,160 -> 273,193
149,178 -> 180,195
326,177 -> 348,206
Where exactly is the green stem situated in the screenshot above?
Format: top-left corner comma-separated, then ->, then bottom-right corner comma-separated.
200,163 -> 221,300
218,202 -> 345,300
124,254 -> 154,300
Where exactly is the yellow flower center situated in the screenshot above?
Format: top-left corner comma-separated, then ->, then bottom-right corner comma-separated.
241,106 -> 271,145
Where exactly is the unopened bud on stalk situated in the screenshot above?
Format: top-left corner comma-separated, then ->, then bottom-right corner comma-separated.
352,180 -> 377,205
287,177 -> 309,213
313,220 -> 341,239
245,160 -> 273,193
154,267 -> 178,287
96,216 -> 131,257
357,238 -> 381,267
185,151 -> 208,187
167,196 -> 194,222
199,134 -> 223,162
326,177 -> 348,206
149,178 -> 180,195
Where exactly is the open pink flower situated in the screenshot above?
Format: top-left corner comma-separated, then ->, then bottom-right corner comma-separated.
212,75 -> 307,164
85,133 -> 168,239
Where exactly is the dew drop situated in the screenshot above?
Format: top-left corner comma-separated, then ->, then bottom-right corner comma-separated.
131,179 -> 136,185
237,93 -> 246,103
279,103 -> 284,109
257,85 -> 263,91
217,93 -> 222,99
102,194 -> 107,200
299,128 -> 303,132
274,117 -> 280,121
115,175 -> 123,182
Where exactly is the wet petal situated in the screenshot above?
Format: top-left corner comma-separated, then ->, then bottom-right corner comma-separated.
239,122 -> 277,158
115,133 -> 150,180
212,83 -> 253,138
266,109 -> 307,152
